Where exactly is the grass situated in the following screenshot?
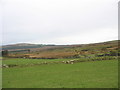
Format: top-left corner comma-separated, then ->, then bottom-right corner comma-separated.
2,59 -> 118,88
2,58 -> 72,66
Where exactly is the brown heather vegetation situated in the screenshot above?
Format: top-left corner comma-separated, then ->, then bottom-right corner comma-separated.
3,40 -> 119,59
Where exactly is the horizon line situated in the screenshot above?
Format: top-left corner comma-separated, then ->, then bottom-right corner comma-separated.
1,39 -> 119,46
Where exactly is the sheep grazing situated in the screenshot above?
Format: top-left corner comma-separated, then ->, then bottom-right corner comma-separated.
44,61 -> 47,64
70,60 -> 74,64
65,60 -> 74,64
5,65 -> 9,68
3,64 -> 6,67
70,60 -> 74,62
2,64 -> 9,68
71,62 -> 74,64
65,61 -> 69,64
62,61 -> 65,63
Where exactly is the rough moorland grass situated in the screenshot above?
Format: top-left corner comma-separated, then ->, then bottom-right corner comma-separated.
3,60 -> 118,88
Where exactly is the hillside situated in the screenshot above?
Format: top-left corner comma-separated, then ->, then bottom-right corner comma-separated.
2,43 -> 56,50
2,40 -> 119,59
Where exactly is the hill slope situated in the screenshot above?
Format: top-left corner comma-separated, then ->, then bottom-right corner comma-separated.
2,40 -> 118,59
2,43 -> 56,50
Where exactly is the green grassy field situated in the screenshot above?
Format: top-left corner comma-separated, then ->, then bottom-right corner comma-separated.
2,58 -> 118,88
2,58 -> 72,66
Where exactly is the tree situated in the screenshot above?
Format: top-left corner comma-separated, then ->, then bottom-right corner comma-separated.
2,50 -> 9,57
27,49 -> 30,53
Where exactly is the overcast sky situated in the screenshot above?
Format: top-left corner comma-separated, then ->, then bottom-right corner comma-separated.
1,0 -> 119,45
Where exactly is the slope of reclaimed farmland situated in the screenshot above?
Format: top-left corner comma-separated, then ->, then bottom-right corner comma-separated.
3,59 -> 118,88
2,56 -> 118,68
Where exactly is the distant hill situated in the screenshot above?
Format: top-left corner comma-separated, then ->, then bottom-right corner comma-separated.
2,40 -> 119,59
2,43 -> 56,50
2,40 -> 118,51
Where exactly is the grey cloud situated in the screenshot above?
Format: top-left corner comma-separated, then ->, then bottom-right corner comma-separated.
1,0 -> 118,45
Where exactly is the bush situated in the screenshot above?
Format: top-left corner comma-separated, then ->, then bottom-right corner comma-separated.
2,50 -> 9,57
109,50 -> 118,56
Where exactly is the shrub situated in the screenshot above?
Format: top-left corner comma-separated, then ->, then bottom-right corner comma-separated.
109,50 -> 118,56
2,50 -> 9,57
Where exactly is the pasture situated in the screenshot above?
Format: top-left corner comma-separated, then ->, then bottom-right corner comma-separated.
2,58 -> 118,88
